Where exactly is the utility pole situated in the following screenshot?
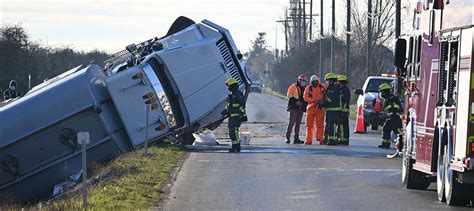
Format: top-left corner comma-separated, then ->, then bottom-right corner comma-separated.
303,0 -> 307,46
309,0 -> 313,40
331,0 -> 335,73
298,0 -> 302,47
395,0 -> 401,38
367,0 -> 373,76
319,0 -> 323,77
345,0 -> 350,77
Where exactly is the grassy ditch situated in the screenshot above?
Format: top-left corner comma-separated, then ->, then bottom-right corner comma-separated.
262,87 -> 288,101
5,144 -> 185,210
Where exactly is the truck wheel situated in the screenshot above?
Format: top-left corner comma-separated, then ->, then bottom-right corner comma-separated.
444,146 -> 469,206
180,132 -> 195,145
371,125 -> 378,130
437,130 -> 446,202
402,123 -> 430,190
402,153 -> 430,190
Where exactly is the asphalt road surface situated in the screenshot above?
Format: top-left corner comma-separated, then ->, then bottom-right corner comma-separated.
161,93 -> 472,210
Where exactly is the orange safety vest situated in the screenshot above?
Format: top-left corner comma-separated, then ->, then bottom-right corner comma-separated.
287,83 -> 303,99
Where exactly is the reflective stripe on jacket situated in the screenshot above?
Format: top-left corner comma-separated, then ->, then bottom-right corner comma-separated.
226,90 -> 247,118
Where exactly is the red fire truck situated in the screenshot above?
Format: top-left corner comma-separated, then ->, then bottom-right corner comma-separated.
393,0 -> 473,205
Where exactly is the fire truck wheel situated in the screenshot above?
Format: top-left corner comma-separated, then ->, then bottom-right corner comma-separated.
180,132 -> 196,145
444,146 -> 469,206
436,140 -> 446,202
402,151 -> 430,190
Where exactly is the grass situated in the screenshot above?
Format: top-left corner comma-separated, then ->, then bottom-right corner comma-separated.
349,104 -> 357,120
7,144 -> 186,210
262,87 -> 288,101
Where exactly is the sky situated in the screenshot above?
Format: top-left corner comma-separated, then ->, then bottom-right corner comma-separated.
0,0 -> 361,54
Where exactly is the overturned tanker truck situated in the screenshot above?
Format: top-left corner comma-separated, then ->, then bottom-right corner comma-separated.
0,16 -> 251,202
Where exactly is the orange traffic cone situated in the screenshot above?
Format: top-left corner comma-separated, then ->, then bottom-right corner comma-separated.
354,105 -> 366,134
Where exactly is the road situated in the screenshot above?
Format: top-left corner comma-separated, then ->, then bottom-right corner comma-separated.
161,93 -> 472,210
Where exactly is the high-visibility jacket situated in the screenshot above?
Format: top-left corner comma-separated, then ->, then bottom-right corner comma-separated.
383,94 -> 402,114
303,83 -> 326,111
287,83 -> 307,111
339,85 -> 350,113
225,90 -> 247,119
323,83 -> 341,112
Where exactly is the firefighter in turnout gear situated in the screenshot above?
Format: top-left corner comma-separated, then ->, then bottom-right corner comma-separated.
378,83 -> 403,149
321,73 -> 341,145
286,74 -> 307,144
303,75 -> 327,145
3,80 -> 22,101
337,75 -> 350,145
222,78 -> 247,152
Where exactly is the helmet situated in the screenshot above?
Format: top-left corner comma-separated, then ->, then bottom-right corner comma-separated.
310,75 -> 319,82
337,75 -> 348,82
297,74 -> 307,83
324,73 -> 337,80
225,78 -> 238,86
378,83 -> 391,91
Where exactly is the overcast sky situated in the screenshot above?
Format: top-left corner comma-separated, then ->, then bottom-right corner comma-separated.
1,0 -> 353,53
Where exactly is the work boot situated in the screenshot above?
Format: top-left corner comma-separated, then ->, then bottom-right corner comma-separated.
317,140 -> 325,145
305,142 -> 312,145
285,138 -> 291,144
327,140 -> 338,146
378,140 -> 390,149
229,144 -> 240,152
293,139 -> 304,144
340,141 -> 349,145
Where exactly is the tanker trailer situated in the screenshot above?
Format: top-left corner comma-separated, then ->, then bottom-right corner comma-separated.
0,16 -> 250,202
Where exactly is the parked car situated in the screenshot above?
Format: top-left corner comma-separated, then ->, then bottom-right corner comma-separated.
250,81 -> 262,93
354,75 -> 395,131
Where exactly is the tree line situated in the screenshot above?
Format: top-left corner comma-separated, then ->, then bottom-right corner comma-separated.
0,24 -> 109,96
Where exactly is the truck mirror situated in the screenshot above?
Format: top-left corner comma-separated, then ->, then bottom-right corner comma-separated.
394,38 -> 407,69
354,89 -> 364,95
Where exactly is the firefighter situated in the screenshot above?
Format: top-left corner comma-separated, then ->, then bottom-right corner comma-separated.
337,75 -> 350,145
378,83 -> 403,149
3,80 -> 22,101
286,74 -> 307,144
321,73 -> 340,145
303,75 -> 326,145
222,78 -> 247,152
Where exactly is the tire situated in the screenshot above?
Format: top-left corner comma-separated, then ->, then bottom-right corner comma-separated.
444,145 -> 469,206
180,132 -> 195,145
402,121 -> 430,190
371,124 -> 378,130
402,152 -> 430,190
437,140 -> 446,202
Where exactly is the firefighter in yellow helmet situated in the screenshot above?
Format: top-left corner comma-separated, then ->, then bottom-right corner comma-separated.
222,78 -> 247,152
320,73 -> 340,145
378,83 -> 403,149
337,75 -> 350,145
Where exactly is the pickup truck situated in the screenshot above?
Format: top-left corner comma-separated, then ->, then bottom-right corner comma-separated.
0,16 -> 251,202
